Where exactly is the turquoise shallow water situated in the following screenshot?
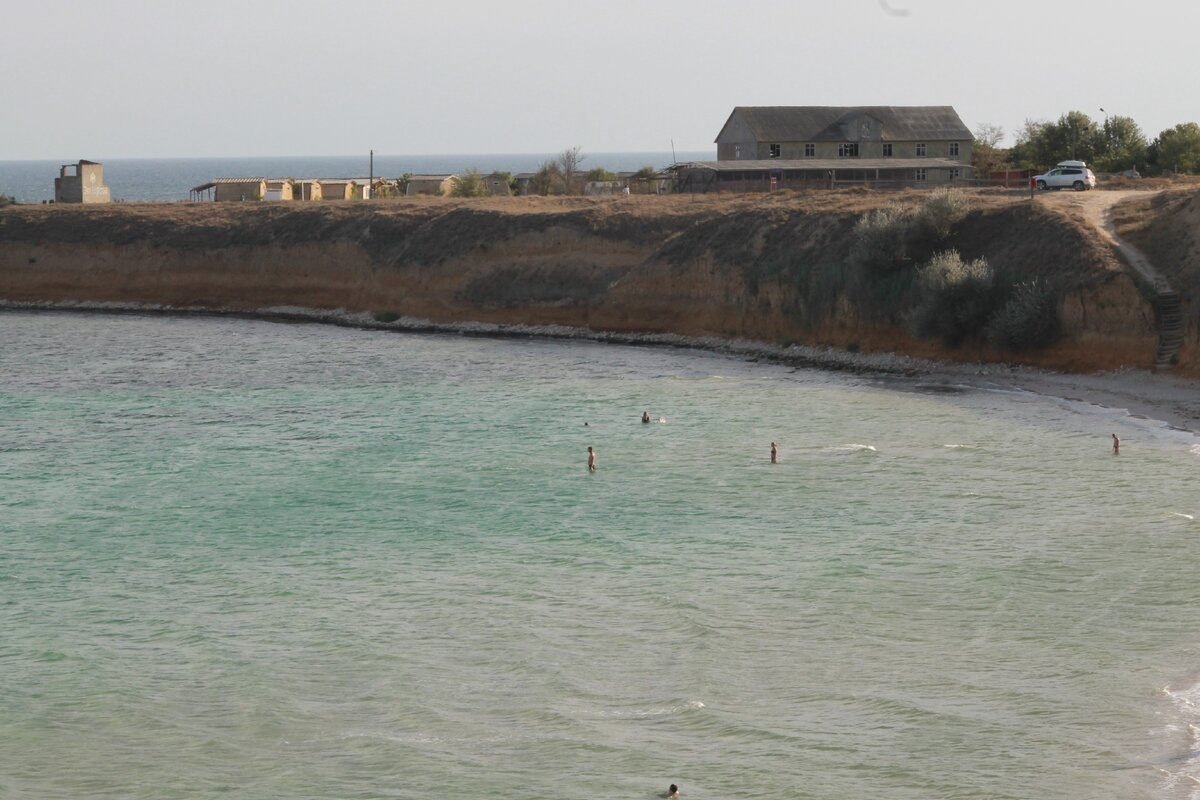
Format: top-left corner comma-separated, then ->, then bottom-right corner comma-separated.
2,312 -> 1199,800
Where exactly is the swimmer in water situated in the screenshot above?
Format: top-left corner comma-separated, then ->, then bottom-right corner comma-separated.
587,446 -> 596,472
667,785 -> 680,799
1112,433 -> 1120,455
642,411 -> 651,424
771,441 -> 778,463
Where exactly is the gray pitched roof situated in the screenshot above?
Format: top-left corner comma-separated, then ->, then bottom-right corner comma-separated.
717,106 -> 972,143
680,158 -> 967,171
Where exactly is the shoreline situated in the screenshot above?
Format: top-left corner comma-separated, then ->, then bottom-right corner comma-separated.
4,299 -> 1199,435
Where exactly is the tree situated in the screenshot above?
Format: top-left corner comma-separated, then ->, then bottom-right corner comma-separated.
450,168 -> 490,197
585,167 -> 617,182
974,123 -> 1005,149
1094,115 -> 1148,173
556,146 -> 585,194
528,161 -> 564,195
1148,122 -> 1200,174
971,123 -> 1008,176
631,165 -> 659,194
1010,112 -> 1102,168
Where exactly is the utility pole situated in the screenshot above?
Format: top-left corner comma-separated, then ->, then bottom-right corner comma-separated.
369,149 -> 374,199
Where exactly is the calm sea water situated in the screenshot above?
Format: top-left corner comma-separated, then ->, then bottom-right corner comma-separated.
0,152 -> 713,204
2,312 -> 1199,800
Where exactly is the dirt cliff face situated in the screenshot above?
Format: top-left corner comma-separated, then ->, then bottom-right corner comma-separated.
1112,188 -> 1200,376
0,192 -> 1159,372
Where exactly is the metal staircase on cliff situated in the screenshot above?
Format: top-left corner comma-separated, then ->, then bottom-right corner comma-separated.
1154,279 -> 1185,371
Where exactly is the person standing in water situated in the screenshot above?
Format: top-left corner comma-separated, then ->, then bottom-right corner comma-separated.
667,785 -> 680,799
1112,433 -> 1120,455
771,441 -> 778,463
587,446 -> 597,472
642,411 -> 651,424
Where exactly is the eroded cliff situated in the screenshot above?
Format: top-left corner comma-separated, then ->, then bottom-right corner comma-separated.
0,192 -> 1164,372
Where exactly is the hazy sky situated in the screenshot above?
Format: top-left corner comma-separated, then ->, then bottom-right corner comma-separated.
3,0 -> 1194,159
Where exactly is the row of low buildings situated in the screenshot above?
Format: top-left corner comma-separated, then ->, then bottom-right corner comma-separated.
188,174 -> 486,202
189,172 -> 672,201
53,105 -> 978,203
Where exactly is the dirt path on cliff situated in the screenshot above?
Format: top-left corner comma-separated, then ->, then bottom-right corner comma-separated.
1036,189 -> 1169,290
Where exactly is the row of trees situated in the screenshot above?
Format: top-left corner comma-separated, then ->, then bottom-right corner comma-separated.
972,113 -> 1200,175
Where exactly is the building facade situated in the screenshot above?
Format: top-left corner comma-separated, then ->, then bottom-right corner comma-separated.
717,106 -> 972,164
695,106 -> 974,190
212,179 -> 267,202
405,175 -> 457,196
54,160 -> 111,203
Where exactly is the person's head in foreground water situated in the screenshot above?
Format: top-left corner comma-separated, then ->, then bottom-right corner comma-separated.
667,785 -> 679,798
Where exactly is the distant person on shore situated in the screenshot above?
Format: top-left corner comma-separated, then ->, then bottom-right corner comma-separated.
642,411 -> 651,424
587,446 -> 596,472
1112,433 -> 1120,455
666,784 -> 680,799
771,441 -> 778,463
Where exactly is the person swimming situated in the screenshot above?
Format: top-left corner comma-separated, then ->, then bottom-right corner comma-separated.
642,411 -> 651,424
666,784 -> 680,799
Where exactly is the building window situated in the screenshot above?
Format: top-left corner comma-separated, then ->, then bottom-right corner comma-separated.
948,142 -> 960,156
950,168 -> 960,180
838,143 -> 859,158
882,143 -> 893,157
769,143 -> 781,158
804,143 -> 815,157
915,168 -> 927,181
916,143 -> 927,157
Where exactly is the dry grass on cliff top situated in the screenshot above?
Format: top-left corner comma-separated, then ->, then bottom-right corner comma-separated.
1,188 -> 1031,243
1111,187 -> 1200,292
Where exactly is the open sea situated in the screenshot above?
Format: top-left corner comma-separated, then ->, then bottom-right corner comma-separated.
2,311 -> 1200,800
0,152 -> 713,204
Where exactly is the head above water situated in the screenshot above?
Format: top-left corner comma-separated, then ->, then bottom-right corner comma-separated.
669,785 -> 678,796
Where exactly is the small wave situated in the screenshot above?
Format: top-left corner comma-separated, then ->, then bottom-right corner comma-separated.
1190,445 -> 1200,457
570,700 -> 705,720
943,444 -> 976,450
1169,513 -> 1196,521
826,444 -> 877,454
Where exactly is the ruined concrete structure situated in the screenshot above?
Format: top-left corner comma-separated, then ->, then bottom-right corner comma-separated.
54,160 -> 111,204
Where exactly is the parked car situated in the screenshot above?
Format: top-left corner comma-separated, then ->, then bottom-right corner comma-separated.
1034,160 -> 1097,191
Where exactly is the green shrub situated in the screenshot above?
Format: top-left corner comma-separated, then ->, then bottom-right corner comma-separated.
451,168 -> 490,198
845,340 -> 860,353
0,194 -> 14,207
986,279 -> 1062,351
917,189 -> 969,242
849,205 -> 916,273
372,310 -> 401,323
911,250 -> 999,346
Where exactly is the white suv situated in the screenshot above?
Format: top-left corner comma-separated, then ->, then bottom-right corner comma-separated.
1034,160 -> 1097,191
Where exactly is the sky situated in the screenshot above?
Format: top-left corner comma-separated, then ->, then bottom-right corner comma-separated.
2,0 -> 1195,160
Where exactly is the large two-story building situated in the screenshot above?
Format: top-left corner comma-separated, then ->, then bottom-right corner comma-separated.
676,106 -> 974,192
